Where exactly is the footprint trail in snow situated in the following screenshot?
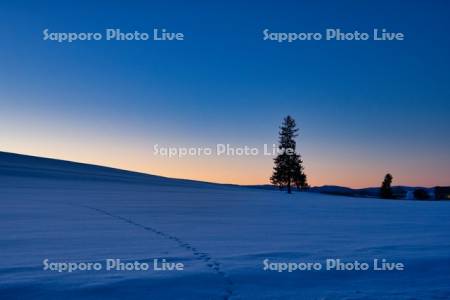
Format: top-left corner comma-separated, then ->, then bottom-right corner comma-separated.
78,204 -> 236,300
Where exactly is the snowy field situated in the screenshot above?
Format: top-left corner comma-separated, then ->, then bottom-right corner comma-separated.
0,152 -> 449,300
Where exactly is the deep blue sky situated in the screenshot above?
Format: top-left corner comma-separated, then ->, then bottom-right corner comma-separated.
1,0 -> 449,186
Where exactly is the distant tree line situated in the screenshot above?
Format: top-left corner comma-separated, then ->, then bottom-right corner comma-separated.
380,173 -> 436,200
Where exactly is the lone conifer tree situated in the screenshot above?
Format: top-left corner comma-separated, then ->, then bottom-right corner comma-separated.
271,116 -> 308,193
380,173 -> 394,199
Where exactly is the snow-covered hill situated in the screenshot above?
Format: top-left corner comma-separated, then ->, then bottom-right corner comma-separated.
1,152 -> 449,299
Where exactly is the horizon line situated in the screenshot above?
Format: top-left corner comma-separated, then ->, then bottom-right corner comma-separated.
0,150 -> 444,189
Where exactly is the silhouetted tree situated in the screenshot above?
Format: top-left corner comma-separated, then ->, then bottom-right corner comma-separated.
380,173 -> 394,199
294,167 -> 309,191
270,160 -> 285,190
271,116 -> 308,193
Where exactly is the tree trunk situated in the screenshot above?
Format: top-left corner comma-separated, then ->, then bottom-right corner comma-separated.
287,180 -> 292,194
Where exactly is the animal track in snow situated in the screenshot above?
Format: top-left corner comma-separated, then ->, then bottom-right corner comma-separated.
79,204 -> 236,300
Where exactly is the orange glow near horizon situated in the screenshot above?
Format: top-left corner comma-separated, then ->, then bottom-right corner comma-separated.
1,108 -> 448,188
1,144 -> 448,188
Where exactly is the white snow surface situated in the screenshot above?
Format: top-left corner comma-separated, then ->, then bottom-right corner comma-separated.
0,152 -> 449,299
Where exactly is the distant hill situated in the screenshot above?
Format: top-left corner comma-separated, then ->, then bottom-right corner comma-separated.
247,184 -> 436,199
0,151 -> 442,199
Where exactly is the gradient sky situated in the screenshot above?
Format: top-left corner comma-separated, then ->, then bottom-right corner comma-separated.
1,0 -> 449,187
